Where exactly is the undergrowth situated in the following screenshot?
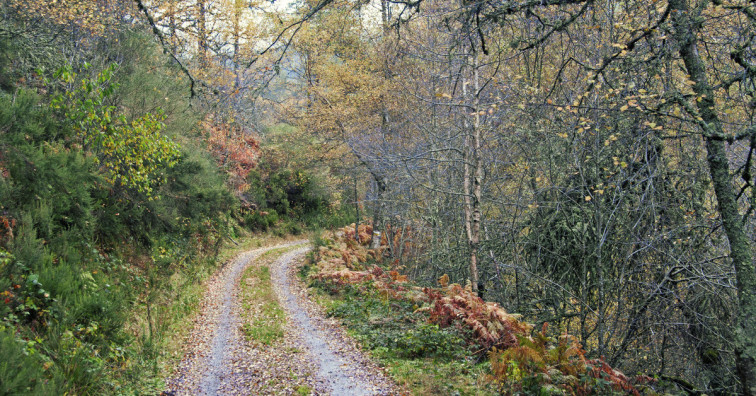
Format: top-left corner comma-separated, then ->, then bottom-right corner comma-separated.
301,229 -> 496,395
325,288 -> 494,395
0,6 -> 352,394
301,224 -> 656,396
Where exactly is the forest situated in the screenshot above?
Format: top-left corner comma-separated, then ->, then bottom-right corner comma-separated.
1,0 -> 755,395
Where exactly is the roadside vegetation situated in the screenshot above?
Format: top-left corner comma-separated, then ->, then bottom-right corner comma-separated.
312,282 -> 494,395
4,0 -> 755,394
301,225 -> 657,395
0,3 -> 352,394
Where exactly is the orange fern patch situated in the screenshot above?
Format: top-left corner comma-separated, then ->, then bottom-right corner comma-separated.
586,358 -> 651,395
342,223 -> 373,245
420,282 -> 532,349
0,215 -> 15,245
314,269 -> 374,284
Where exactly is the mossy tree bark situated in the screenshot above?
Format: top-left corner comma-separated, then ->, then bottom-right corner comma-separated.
669,0 -> 756,393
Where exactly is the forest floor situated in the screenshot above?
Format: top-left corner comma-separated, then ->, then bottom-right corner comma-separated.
164,240 -> 398,395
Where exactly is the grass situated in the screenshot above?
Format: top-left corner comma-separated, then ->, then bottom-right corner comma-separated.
238,245 -> 302,345
302,271 -> 497,396
240,264 -> 286,345
383,358 -> 493,396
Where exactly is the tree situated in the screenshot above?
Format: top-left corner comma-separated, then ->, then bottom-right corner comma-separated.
121,0 -> 754,390
667,0 -> 756,392
281,0 -> 754,391
394,0 -> 756,392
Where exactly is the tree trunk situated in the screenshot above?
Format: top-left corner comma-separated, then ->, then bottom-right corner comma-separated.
168,0 -> 177,45
371,177 -> 386,249
232,0 -> 241,89
197,0 -> 208,69
463,54 -> 482,293
381,0 -> 390,31
471,56 -> 482,294
670,0 -> 756,393
371,0 -> 392,250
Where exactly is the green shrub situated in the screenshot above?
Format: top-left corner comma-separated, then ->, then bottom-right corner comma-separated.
395,323 -> 466,359
246,163 -> 335,225
310,229 -> 334,250
0,26 -> 247,394
326,290 -> 467,360
0,61 -> 235,394
244,209 -> 279,232
40,259 -> 125,340
276,220 -> 303,237
0,327 -> 61,395
0,91 -> 97,249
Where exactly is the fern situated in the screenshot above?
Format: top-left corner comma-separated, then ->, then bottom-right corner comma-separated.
309,226 -> 650,395
421,280 -> 531,349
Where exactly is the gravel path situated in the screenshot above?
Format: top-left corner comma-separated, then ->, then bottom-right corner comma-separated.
272,247 -> 398,396
166,241 -> 398,395
166,241 -> 307,395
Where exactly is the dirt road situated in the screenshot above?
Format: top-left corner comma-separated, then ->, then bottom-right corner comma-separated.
166,242 -> 397,395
